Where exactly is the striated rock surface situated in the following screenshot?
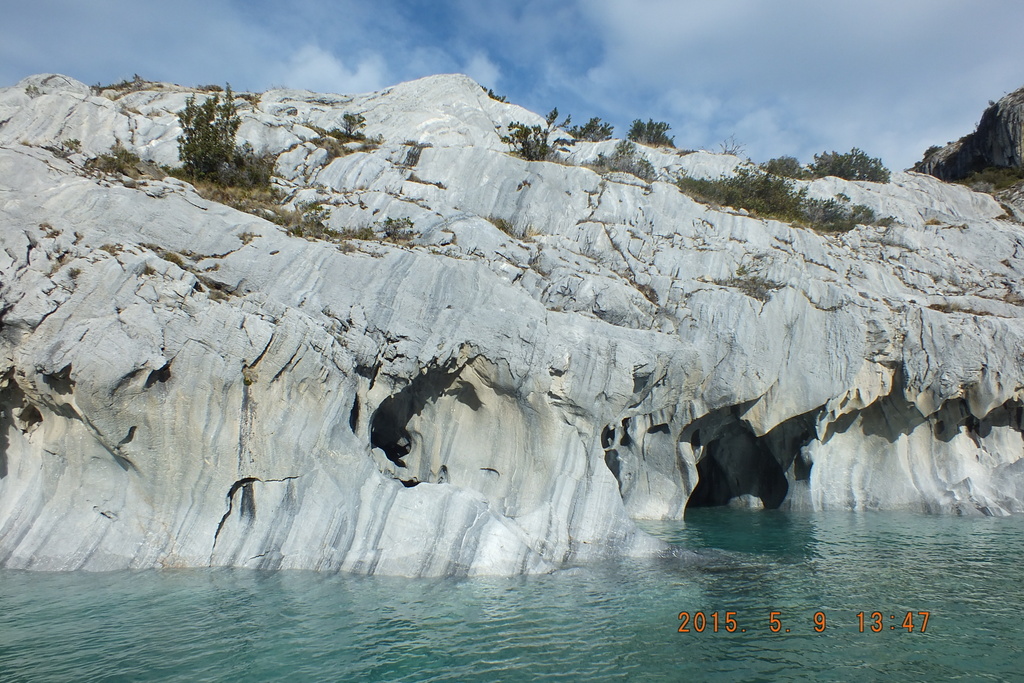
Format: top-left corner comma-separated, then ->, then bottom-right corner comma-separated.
1,73 -> 1024,576
915,85 -> 1024,181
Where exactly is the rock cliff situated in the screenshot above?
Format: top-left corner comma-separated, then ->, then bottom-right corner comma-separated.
2,73 -> 1024,575
915,86 -> 1024,181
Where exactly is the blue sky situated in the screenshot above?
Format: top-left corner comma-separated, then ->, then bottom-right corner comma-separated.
3,0 -> 1023,170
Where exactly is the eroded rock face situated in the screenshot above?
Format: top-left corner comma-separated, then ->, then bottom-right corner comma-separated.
1,73 -> 1024,576
915,85 -> 1024,181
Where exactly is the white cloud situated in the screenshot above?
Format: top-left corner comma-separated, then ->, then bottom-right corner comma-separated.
575,0 -> 1024,168
5,0 -> 1024,170
462,52 -> 501,89
271,45 -> 388,94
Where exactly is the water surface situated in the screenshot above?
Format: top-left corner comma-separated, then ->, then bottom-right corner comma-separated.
2,509 -> 1021,681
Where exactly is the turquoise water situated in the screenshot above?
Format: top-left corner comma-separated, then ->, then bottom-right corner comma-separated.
2,509 -> 1022,681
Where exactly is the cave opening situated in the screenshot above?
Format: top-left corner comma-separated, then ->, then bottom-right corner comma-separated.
686,431 -> 789,509
368,362 -> 464,486
684,409 -> 817,510
369,395 -> 412,467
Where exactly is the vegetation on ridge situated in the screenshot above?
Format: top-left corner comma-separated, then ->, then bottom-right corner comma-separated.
627,119 -> 674,148
808,148 -> 890,183
676,164 -> 892,232
499,108 -> 572,161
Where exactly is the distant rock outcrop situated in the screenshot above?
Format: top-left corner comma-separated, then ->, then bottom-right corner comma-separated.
915,86 -> 1024,181
1,73 -> 1024,577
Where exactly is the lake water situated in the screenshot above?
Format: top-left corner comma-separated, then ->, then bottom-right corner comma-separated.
2,509 -> 1022,681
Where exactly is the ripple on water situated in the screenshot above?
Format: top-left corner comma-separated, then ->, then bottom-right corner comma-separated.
2,510 -> 1023,681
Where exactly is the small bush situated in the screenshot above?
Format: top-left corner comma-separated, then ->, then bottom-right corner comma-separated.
211,144 -> 275,188
568,117 -> 614,142
378,217 -> 415,242
287,201 -> 339,240
284,201 -> 377,244
676,165 -> 884,232
677,166 -> 804,220
488,216 -> 516,236
801,196 -> 879,232
627,119 -> 674,148
718,273 -> 784,302
93,74 -> 146,95
341,227 -> 376,240
500,108 -> 571,161
485,87 -> 507,103
957,166 -> 1024,193
162,251 -> 186,268
719,135 -> 745,156
591,140 -> 656,182
87,144 -> 142,177
760,156 -> 808,179
46,138 -> 82,160
341,113 -> 366,139
809,147 -> 890,183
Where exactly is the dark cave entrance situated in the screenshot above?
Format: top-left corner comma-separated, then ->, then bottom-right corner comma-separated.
368,361 -> 478,487
686,432 -> 789,508
683,408 -> 817,510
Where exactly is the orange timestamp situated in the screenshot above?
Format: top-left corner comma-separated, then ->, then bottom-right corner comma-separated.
676,611 -> 930,633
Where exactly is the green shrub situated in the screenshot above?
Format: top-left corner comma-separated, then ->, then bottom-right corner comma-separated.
809,147 -> 890,183
174,85 -> 277,190
213,144 -> 274,188
300,201 -> 331,226
591,140 -> 655,181
677,166 -> 804,220
627,119 -> 674,148
287,201 -> 339,240
760,156 -> 808,179
87,143 -> 142,176
378,217 -> 415,242
500,122 -> 550,161
500,109 -> 571,161
47,138 -> 82,159
957,166 -> 1024,192
485,87 -> 507,103
676,165 -> 884,231
801,196 -> 879,232
568,117 -> 614,142
92,74 -> 146,96
341,227 -> 376,240
177,85 -> 241,180
341,113 -> 366,139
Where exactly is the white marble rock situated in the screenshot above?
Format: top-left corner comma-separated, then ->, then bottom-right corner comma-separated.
1,73 -> 1023,576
